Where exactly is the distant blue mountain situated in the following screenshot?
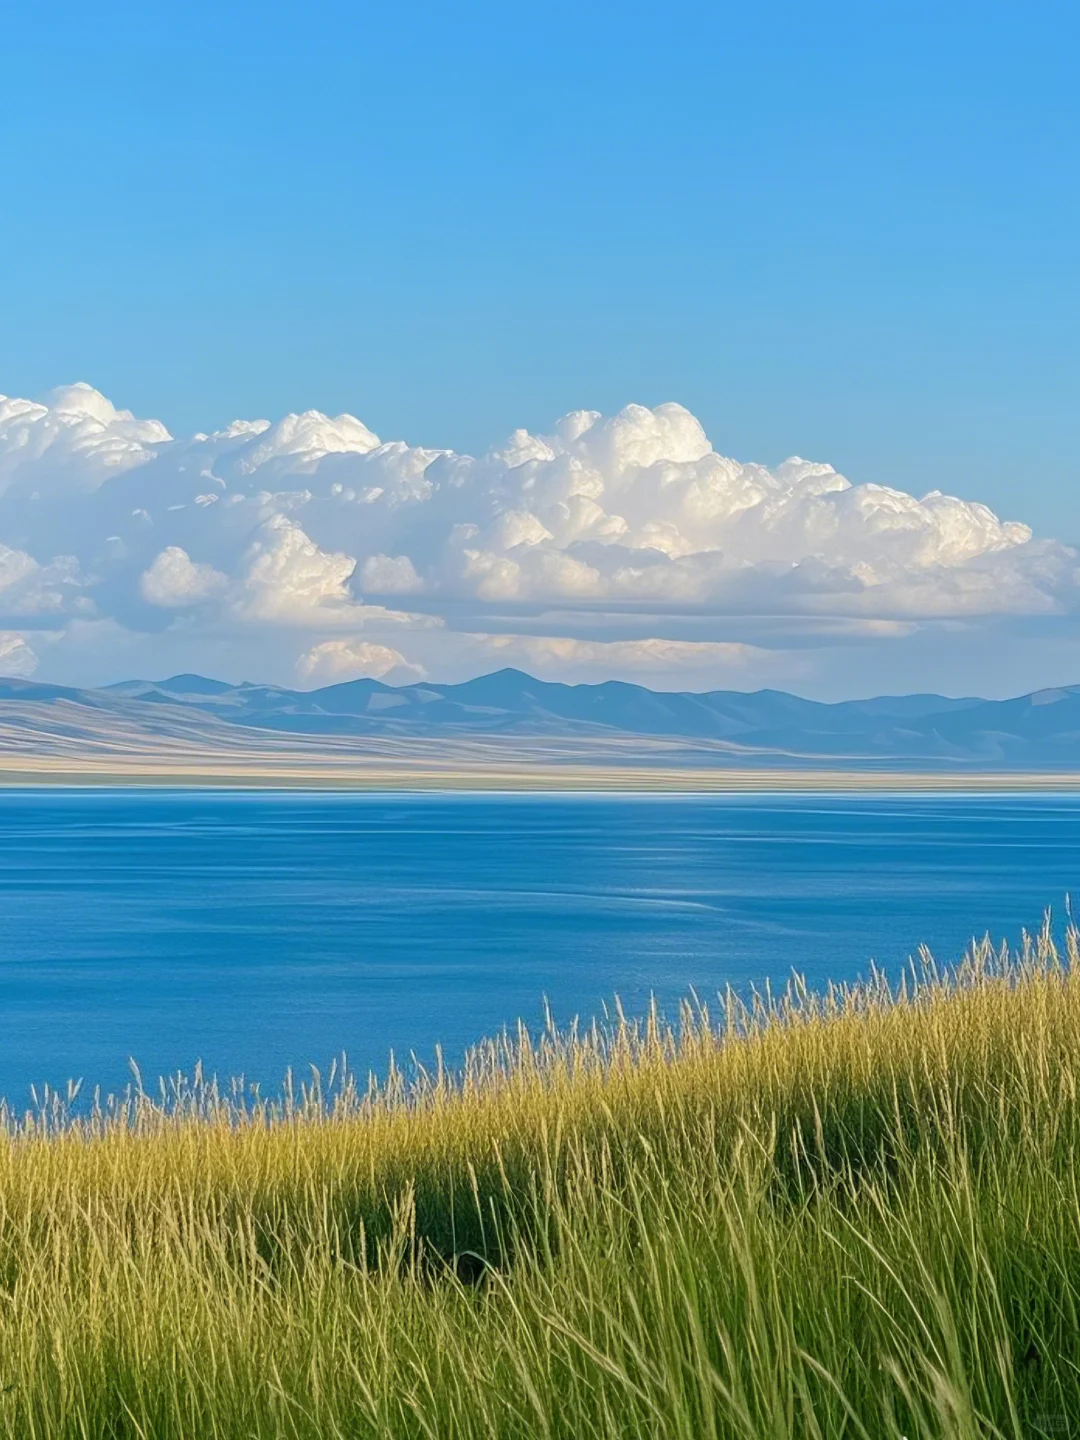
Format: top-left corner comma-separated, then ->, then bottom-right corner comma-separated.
5,668 -> 1080,768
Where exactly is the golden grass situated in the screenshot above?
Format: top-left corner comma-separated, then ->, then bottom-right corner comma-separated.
0,930 -> 1077,1435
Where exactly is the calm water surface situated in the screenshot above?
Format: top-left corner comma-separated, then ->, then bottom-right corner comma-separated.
0,789 -> 1077,1104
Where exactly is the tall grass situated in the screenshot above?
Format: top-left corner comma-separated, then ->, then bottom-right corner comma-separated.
0,928 -> 1078,1436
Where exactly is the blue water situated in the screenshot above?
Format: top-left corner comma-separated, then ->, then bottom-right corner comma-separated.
0,788 -> 1078,1105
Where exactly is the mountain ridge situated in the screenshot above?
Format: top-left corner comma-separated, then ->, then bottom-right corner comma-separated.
2,668 -> 1080,769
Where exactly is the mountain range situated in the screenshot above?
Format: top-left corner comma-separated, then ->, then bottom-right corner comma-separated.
3,669 -> 1080,770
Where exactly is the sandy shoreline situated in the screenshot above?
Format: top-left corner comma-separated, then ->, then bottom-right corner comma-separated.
2,756 -> 1079,791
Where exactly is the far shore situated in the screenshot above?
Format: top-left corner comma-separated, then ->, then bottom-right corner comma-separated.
2,756 -> 1080,792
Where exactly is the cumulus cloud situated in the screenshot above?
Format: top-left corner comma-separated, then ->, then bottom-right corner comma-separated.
0,380 -> 1074,694
0,543 -> 84,618
0,631 -> 38,678
296,639 -> 424,684
465,634 -> 806,689
0,384 -> 168,497
141,547 -> 228,608
237,516 -> 359,622
481,635 -> 765,675
359,553 -> 423,594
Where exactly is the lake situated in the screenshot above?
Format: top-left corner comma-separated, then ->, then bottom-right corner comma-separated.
0,788 -> 1077,1105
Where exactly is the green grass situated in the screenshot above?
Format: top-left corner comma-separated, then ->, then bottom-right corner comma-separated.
0,928 -> 1078,1437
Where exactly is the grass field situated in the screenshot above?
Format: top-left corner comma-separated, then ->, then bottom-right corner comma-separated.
0,930 -> 1078,1437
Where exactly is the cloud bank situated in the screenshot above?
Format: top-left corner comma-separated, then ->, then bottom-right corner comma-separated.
0,382 -> 1074,696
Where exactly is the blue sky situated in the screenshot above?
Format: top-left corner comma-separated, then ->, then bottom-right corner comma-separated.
0,1 -> 1078,697
3,0 -> 1077,531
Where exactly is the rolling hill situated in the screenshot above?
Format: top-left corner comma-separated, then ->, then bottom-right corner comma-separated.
1,668 -> 1080,772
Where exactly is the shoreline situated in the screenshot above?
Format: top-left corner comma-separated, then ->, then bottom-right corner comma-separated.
2,759 -> 1080,792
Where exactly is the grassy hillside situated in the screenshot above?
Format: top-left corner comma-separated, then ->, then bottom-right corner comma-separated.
1,932 -> 1078,1438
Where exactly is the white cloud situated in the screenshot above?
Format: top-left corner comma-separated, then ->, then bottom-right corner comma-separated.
485,635 -> 756,667
0,543 -> 83,617
141,547 -> 228,608
0,545 -> 39,594
237,516 -> 358,622
296,639 -> 423,684
0,631 -> 38,677
478,634 -> 779,683
358,553 -> 423,595
233,517 -> 443,633
0,382 -> 1076,693
0,383 -> 168,497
